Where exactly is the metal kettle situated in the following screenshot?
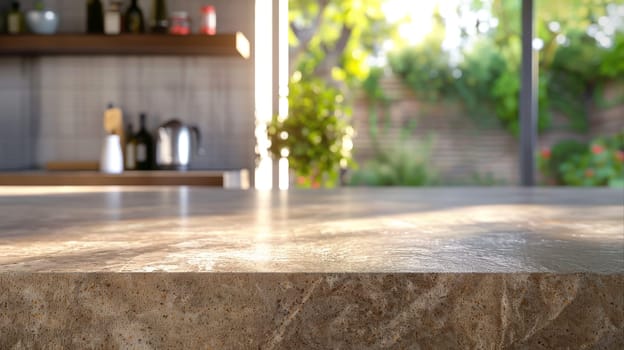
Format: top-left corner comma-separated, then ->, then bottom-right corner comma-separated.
155,119 -> 202,170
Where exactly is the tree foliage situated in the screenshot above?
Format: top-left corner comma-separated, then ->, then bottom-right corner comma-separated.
289,0 -> 396,86
275,0 -> 396,187
385,0 -> 623,135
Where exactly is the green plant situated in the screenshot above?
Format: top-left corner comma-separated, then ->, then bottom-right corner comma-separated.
268,77 -> 354,188
599,33 -> 624,79
349,109 -> 436,187
361,67 -> 390,104
539,132 -> 624,187
490,69 -> 551,135
538,139 -> 587,184
547,30 -> 604,132
349,136 -> 436,186
388,23 -> 455,104
453,40 -> 506,128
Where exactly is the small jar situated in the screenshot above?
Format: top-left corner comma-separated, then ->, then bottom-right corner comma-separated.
200,5 -> 216,35
169,11 -> 190,35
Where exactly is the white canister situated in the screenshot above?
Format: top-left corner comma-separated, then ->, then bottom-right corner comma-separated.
104,2 -> 122,35
100,134 -> 124,174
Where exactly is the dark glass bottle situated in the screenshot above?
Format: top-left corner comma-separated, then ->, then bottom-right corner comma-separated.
125,0 -> 145,34
124,123 -> 137,170
7,1 -> 25,35
151,0 -> 168,33
86,0 -> 104,33
134,113 -> 153,170
0,5 -> 4,34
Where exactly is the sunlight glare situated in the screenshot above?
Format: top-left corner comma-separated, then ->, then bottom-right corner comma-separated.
255,0 -> 273,190
384,0 -> 436,46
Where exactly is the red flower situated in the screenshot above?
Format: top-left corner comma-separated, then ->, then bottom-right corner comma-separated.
585,168 -> 594,178
591,144 -> 604,155
540,147 -> 551,159
616,151 -> 624,162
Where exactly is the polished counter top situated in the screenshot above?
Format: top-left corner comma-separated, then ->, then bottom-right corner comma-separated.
1,187 -> 623,348
1,186 -> 622,273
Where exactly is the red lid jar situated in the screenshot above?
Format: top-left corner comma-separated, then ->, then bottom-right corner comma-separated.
200,5 -> 216,35
169,11 -> 190,35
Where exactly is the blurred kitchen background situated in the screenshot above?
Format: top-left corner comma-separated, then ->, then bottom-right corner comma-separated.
0,0 -> 622,189
0,0 -> 254,172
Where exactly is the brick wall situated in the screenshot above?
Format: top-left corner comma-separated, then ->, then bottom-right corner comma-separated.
589,81 -> 624,138
352,77 -> 624,184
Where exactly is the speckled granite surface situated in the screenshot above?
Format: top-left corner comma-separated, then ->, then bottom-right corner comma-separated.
1,273 -> 622,349
0,187 -> 623,348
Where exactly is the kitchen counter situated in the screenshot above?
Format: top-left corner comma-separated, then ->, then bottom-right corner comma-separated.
1,187 -> 623,348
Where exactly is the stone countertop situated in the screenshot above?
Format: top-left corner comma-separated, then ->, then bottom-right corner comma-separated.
0,186 -> 622,273
1,187 -> 623,348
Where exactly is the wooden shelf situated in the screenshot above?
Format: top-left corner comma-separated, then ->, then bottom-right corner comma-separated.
0,32 -> 250,58
0,170 -> 250,188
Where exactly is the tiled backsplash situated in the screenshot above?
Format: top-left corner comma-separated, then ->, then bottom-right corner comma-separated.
0,0 -> 254,171
0,58 -> 34,170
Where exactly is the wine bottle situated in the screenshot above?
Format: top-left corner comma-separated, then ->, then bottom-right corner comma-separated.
7,1 -> 24,35
125,123 -> 137,170
134,113 -> 154,170
151,0 -> 168,33
0,5 -> 5,34
86,0 -> 104,33
125,0 -> 145,34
